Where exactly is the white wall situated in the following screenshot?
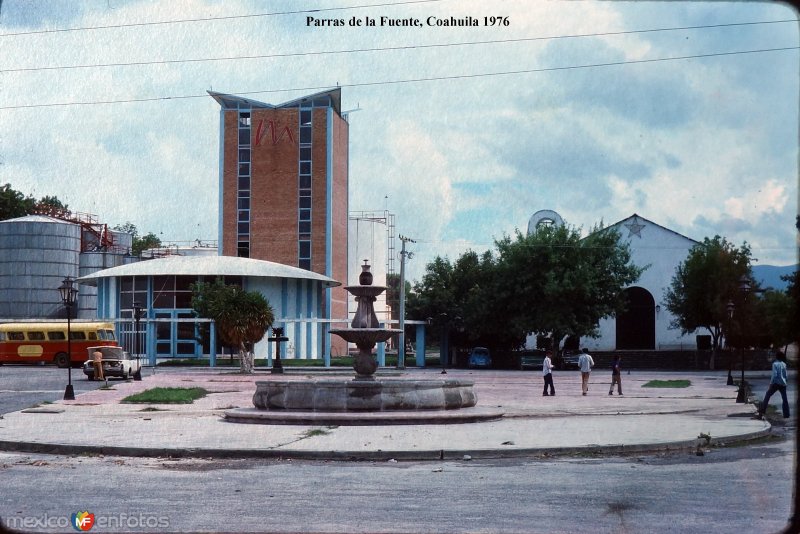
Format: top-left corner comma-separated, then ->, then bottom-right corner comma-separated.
347,216 -> 389,323
586,216 -> 699,351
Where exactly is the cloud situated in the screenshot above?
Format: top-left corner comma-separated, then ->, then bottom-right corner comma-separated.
0,0 -> 796,282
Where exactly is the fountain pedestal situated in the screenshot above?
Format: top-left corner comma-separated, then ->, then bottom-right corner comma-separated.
226,260 -> 501,425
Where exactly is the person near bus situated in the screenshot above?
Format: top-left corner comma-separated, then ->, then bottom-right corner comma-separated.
92,348 -> 105,381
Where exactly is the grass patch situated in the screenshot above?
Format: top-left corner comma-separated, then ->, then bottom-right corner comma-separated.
122,387 -> 208,404
642,379 -> 691,388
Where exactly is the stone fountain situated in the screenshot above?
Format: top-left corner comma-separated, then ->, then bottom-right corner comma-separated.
226,261 -> 502,425
329,260 -> 402,380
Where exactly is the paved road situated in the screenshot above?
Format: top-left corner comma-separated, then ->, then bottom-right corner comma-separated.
0,365 -> 121,415
0,367 -> 797,532
0,434 -> 793,533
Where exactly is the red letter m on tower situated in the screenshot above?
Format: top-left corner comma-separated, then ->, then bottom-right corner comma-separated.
254,120 -> 296,147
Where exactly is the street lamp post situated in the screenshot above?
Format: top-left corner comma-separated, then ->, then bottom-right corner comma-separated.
726,300 -> 735,386
132,301 -> 145,381
735,276 -> 752,404
58,276 -> 79,401
438,313 -> 449,374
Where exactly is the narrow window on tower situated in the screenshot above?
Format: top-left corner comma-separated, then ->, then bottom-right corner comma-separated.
298,104 -> 313,270
237,108 -> 252,256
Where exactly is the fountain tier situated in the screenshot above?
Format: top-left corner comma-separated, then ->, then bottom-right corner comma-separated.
253,378 -> 477,411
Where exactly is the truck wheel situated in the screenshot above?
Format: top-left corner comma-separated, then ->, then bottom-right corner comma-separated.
54,353 -> 69,368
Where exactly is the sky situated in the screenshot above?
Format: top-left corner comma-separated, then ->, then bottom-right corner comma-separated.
1,0 -> 798,283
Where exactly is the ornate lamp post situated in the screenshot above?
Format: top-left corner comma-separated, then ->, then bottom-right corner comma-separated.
438,313 -> 449,374
735,275 -> 752,403
58,276 -> 79,401
132,301 -> 145,381
726,300 -> 735,386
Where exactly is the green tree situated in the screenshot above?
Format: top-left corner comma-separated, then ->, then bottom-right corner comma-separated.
663,236 -> 754,369
494,223 -> 643,355
408,222 -> 642,356
191,279 -> 275,374
113,222 -> 162,256
754,289 -> 794,352
0,183 -> 69,221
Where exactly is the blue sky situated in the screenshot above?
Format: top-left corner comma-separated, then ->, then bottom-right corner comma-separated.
1,0 -> 797,282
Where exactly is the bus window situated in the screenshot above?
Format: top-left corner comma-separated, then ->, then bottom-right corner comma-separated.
70,331 -> 86,340
47,331 -> 66,340
8,332 -> 24,341
0,332 -> 5,341
28,331 -> 46,341
88,332 -> 98,340
100,329 -> 116,341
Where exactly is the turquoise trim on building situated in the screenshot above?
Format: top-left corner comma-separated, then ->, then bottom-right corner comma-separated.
294,279 -> 303,359
325,107 -> 334,364
416,324 -> 426,367
306,280 -> 313,359
217,109 -> 226,255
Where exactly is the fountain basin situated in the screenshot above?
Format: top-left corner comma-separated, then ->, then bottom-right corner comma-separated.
252,378 -> 477,412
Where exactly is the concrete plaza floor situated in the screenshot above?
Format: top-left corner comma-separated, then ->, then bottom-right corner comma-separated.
0,367 -> 773,460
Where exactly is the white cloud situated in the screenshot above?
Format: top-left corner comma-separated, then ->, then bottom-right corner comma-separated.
1,0 -> 797,283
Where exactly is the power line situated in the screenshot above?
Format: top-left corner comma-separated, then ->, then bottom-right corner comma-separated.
3,19 -> 796,74
0,0 -> 445,37
1,45 -> 796,111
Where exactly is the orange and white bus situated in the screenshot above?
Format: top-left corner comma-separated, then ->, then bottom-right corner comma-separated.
0,322 -> 118,367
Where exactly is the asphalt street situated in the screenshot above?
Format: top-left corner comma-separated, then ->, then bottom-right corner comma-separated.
0,365 -> 114,414
0,365 -> 797,532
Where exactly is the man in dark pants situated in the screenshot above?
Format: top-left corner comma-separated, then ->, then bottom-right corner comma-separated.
758,351 -> 790,418
542,350 -> 555,396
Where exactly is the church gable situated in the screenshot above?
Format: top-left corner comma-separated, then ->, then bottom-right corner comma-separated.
607,213 -> 699,250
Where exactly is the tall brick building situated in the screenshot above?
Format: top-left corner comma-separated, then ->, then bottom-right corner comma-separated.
210,89 -> 349,355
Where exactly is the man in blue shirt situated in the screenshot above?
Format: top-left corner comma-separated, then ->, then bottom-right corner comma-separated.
758,351 -> 790,419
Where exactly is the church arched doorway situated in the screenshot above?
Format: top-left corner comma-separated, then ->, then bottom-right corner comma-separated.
616,287 -> 655,350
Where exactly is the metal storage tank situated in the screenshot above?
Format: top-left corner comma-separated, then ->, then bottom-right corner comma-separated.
77,228 -> 133,318
0,215 -> 81,319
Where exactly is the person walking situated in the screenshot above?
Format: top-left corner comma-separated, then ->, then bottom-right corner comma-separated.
609,355 -> 623,395
578,348 -> 594,395
542,350 -> 555,396
758,351 -> 790,419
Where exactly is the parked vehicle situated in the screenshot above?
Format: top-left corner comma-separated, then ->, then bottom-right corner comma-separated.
468,347 -> 492,369
83,346 -> 141,380
559,351 -> 581,370
0,322 -> 118,367
519,350 -> 546,370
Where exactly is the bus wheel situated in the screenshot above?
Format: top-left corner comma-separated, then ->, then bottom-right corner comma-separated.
54,353 -> 69,368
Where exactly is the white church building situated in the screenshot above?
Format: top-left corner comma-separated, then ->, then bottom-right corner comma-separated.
527,211 -> 701,352
584,213 -> 700,351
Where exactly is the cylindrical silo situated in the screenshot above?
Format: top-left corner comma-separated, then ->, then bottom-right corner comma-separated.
77,228 -> 134,319
0,215 -> 81,319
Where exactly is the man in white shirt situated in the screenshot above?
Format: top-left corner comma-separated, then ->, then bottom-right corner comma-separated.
542,351 -> 555,396
577,348 -> 594,396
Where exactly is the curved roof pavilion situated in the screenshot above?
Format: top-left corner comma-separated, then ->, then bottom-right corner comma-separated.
76,255 -> 342,364
77,255 -> 341,288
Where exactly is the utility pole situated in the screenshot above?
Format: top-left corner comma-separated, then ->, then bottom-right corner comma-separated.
397,234 -> 415,369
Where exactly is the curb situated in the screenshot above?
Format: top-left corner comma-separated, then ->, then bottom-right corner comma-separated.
0,426 -> 774,461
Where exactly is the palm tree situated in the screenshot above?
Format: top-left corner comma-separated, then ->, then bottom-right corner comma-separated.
192,279 -> 274,374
